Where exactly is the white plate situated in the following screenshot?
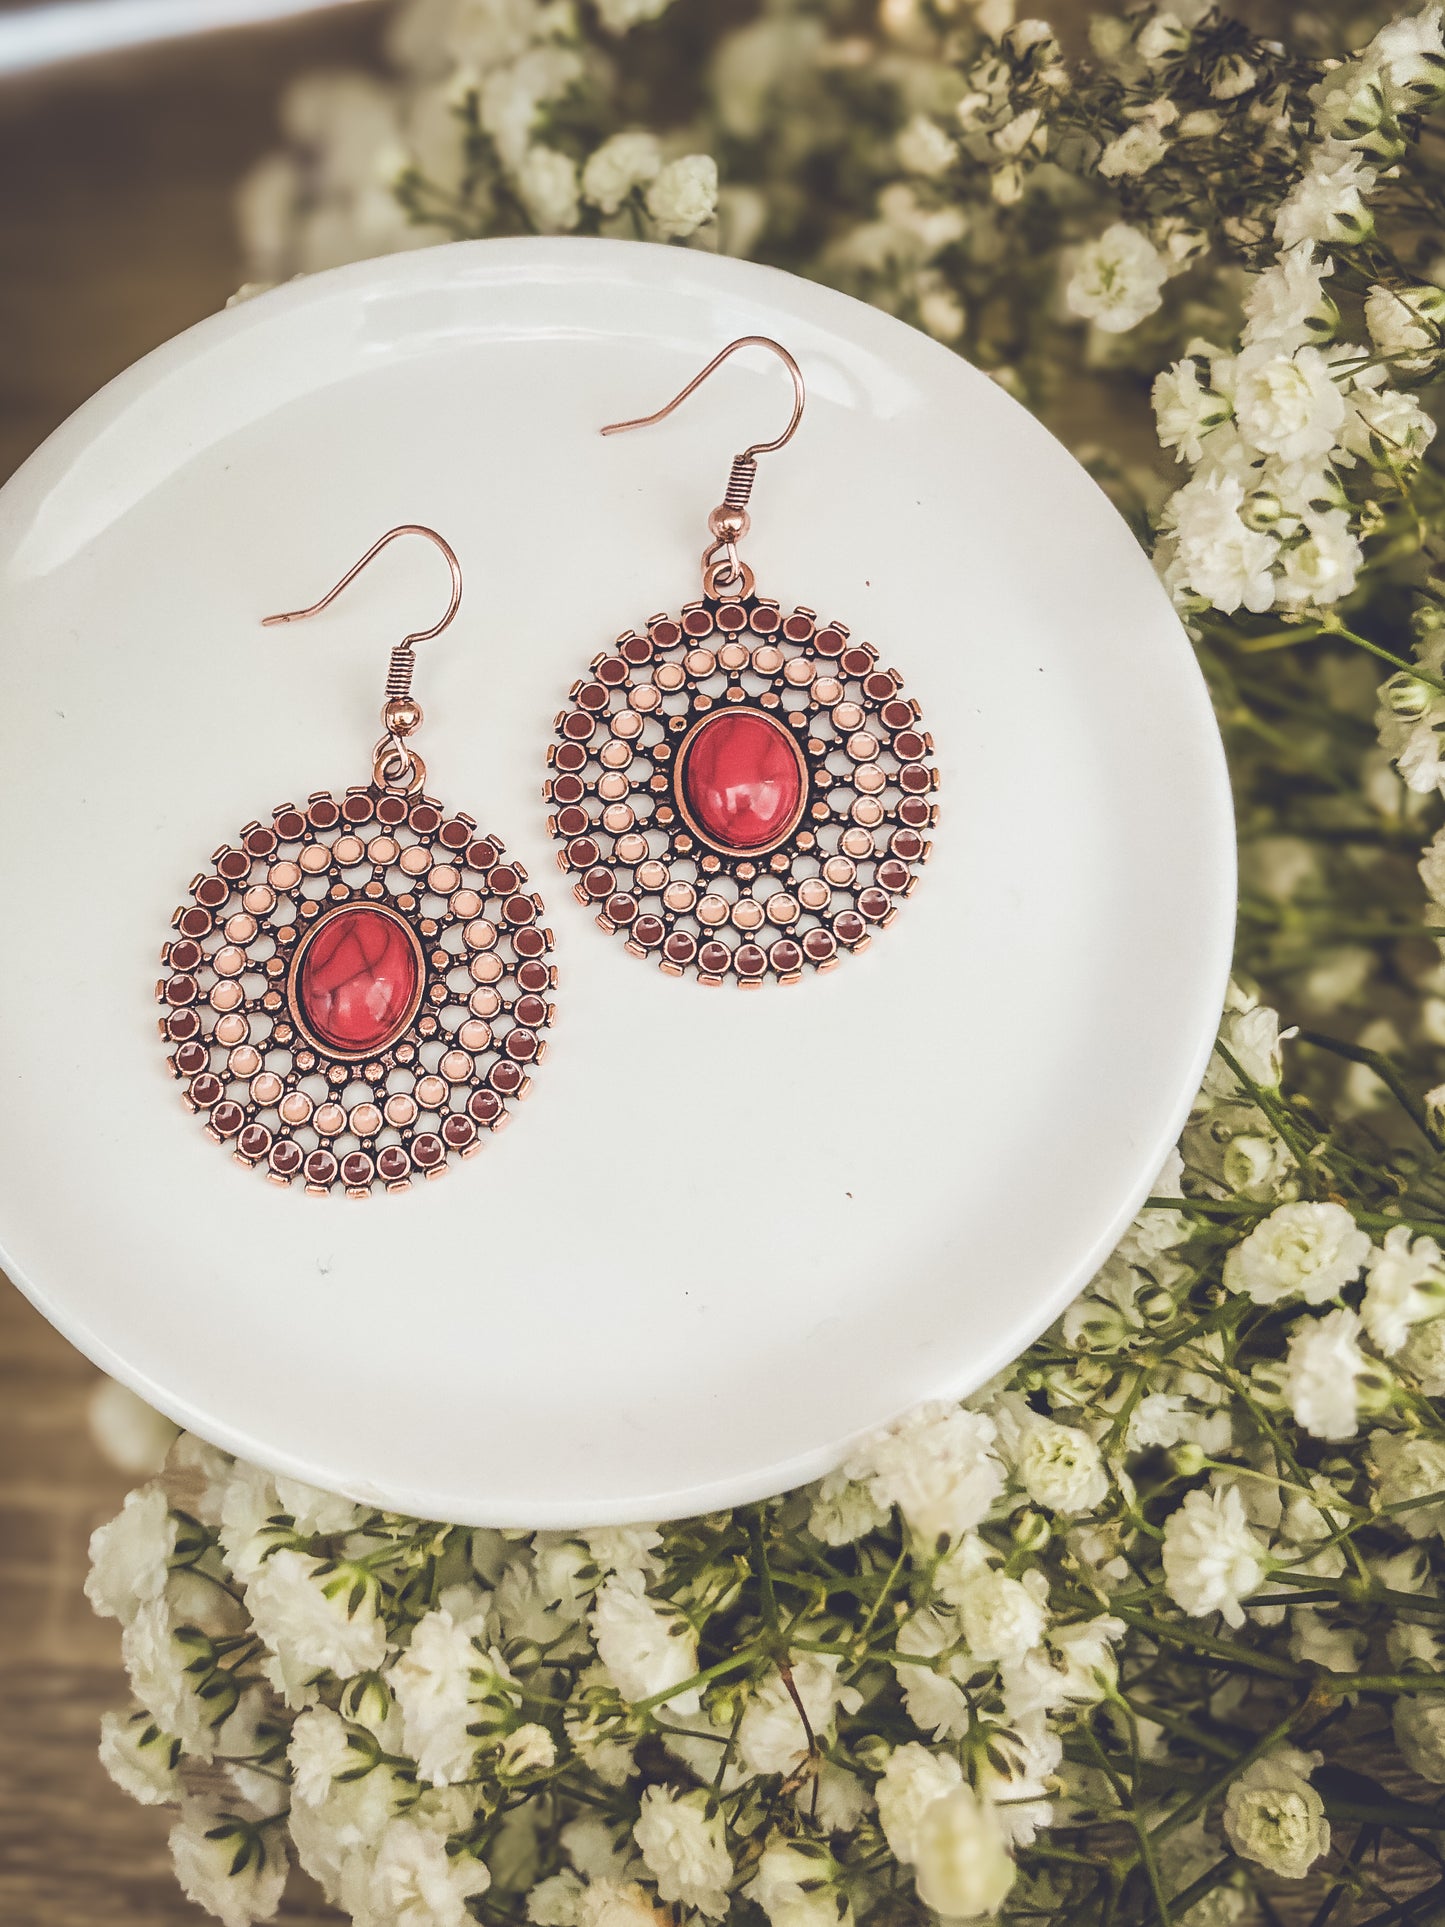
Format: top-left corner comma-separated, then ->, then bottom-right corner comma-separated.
0,238 -> 1233,1526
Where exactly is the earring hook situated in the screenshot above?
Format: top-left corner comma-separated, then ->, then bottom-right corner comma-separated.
261,523 -> 463,649
600,335 -> 805,460
601,338 -> 806,602
262,524 -> 463,798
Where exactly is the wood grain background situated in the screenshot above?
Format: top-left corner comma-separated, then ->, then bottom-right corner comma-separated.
0,14 -> 382,1917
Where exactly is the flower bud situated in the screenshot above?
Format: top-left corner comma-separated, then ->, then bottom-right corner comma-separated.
1357,1362 -> 1397,1417
991,163 -> 1025,206
1382,670 -> 1435,720
1381,41 -> 1445,112
1314,64 -> 1388,141
340,1671 -> 395,1738
1137,1284 -> 1177,1325
1241,489 -> 1284,531
1043,1356 -> 1112,1402
1137,13 -> 1190,64
1222,1135 -> 1285,1194
853,1733 -> 892,1774
708,1682 -> 747,1729
1248,1361 -> 1290,1411
1210,52 -> 1258,99
1012,1507 -> 1052,1553
1062,1300 -> 1134,1351
501,1636 -> 543,1676
1170,1442 -> 1207,1478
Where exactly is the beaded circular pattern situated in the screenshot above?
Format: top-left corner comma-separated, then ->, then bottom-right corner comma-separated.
156,786 -> 555,1196
546,597 -> 938,985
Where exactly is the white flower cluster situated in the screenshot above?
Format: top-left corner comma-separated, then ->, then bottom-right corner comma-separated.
237,0 -> 716,280
1152,244 -> 1437,613
87,1377 -> 1139,1927
1145,11 -> 1445,617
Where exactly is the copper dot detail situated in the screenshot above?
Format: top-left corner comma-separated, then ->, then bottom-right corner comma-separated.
158,785 -> 556,1196
547,595 -> 937,986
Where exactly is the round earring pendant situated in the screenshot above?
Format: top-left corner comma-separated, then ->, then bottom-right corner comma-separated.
546,596 -> 938,985
157,786 -> 556,1196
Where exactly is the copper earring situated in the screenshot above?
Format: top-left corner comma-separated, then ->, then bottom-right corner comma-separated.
545,338 -> 939,988
157,526 -> 556,1197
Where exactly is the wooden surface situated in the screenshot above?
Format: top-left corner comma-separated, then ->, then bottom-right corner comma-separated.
0,15 -> 382,1919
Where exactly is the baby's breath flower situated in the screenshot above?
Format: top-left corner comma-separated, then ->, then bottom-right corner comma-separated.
1233,344 -> 1347,463
1365,281 -> 1445,371
1153,359 -> 1230,464
912,1783 -> 1016,1917
1274,512 -> 1360,609
897,113 -> 957,175
581,131 -> 662,214
99,1705 -> 182,1807
951,1558 -> 1049,1664
1369,1429 -> 1445,1538
749,1841 -> 850,1927
645,154 -> 718,238
807,1469 -> 887,1545
389,1604 -> 497,1786
88,1380 -> 180,1476
1222,1202 -> 1370,1306
1242,245 -> 1338,351
737,1654 -> 861,1777
170,1801 -> 289,1927
633,1788 -> 732,1918
1363,1230 -> 1445,1353
1099,122 -> 1168,178
1066,222 -> 1170,334
1137,12 -> 1191,66
1276,145 -> 1377,249
1283,1306 -> 1372,1440
577,1877 -> 668,1927
366,1817 -> 490,1927
1162,471 -> 1280,614
847,1403 -> 1004,1544
1222,1748 -> 1331,1877
1210,51 -> 1259,99
1398,1315 -> 1445,1392
1371,5 -> 1445,109
876,1743 -> 965,1864
1394,1695 -> 1445,1781
86,1485 -> 177,1627
1162,1485 -> 1269,1626
1010,1411 -> 1110,1514
514,144 -> 581,232
500,1722 -> 557,1777
590,1578 -> 699,1713
288,1706 -> 354,1806
1341,384 -> 1437,467
246,1551 -> 387,1691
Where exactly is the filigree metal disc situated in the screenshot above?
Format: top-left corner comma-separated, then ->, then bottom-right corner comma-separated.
157,784 -> 555,1196
546,596 -> 938,985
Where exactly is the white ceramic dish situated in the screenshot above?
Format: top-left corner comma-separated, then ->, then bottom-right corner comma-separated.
0,238 -> 1233,1525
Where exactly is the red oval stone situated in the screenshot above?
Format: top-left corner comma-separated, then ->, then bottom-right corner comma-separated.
678,709 -> 805,855
292,907 -> 421,1056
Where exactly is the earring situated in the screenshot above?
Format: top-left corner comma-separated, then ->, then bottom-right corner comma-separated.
157,526 -> 556,1197
545,337 -> 938,989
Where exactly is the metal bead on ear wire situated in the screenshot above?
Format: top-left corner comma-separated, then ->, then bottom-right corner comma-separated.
545,338 -> 939,989
157,526 -> 556,1198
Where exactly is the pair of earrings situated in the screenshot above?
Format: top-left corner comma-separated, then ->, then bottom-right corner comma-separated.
157,339 -> 939,1197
